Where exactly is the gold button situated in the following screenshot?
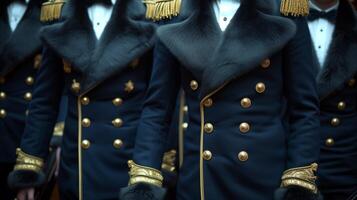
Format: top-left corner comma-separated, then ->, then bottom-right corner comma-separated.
348,79 -> 356,87
0,109 -> 6,118
204,123 -> 214,134
241,98 -> 252,108
34,54 -> 42,69
25,76 -> 34,86
81,97 -> 90,105
182,122 -> 188,130
203,98 -> 213,107
190,80 -> 198,91
337,102 -> 346,110
130,59 -> 140,68
261,59 -> 271,69
112,118 -> 123,128
325,138 -> 335,147
25,110 -> 29,116
71,80 -> 80,93
24,92 -> 32,101
202,150 -> 212,160
0,92 -> 6,100
82,118 -> 91,128
0,77 -> 5,84
81,140 -> 91,149
255,82 -> 266,93
63,60 -> 72,73
112,98 -> 123,106
113,139 -> 123,149
331,118 -> 340,127
125,80 -> 135,93
183,105 -> 188,113
238,151 -> 249,162
239,123 -> 250,133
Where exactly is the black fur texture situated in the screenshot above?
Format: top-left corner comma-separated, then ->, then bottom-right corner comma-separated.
274,186 -> 323,200
0,0 -> 43,76
157,0 -> 296,98
316,0 -> 357,99
119,183 -> 167,200
7,170 -> 46,190
40,0 -> 157,94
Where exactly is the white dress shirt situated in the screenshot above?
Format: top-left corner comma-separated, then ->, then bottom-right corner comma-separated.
7,0 -> 29,32
308,1 -> 339,67
87,0 -> 116,39
213,0 -> 241,31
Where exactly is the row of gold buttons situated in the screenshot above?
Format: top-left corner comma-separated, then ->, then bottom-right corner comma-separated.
81,139 -> 124,149
202,150 -> 249,162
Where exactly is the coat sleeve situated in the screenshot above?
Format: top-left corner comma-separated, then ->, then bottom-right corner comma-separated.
129,40 -> 181,185
8,44 -> 64,189
281,17 -> 321,193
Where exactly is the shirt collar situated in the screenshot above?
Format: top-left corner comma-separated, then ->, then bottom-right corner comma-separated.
309,0 -> 339,12
111,0 -> 116,5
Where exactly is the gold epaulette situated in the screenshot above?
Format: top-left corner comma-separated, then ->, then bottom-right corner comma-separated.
40,0 -> 66,22
143,0 -> 182,21
280,0 -> 309,17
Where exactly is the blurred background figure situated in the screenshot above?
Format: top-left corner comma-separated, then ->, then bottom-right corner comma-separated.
307,0 -> 357,199
0,0 -> 44,199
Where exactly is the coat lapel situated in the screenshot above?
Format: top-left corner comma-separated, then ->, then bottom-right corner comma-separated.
157,0 -> 296,98
316,0 -> 357,99
41,0 -> 157,94
0,0 -> 43,77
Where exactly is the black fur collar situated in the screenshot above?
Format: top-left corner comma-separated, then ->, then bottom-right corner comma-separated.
157,0 -> 296,98
41,0 -> 157,94
316,0 -> 357,99
0,0 -> 43,76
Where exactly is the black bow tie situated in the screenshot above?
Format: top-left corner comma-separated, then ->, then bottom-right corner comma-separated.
307,9 -> 337,23
86,0 -> 113,6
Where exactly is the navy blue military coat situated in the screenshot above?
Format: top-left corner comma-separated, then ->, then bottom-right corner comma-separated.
132,0 -> 320,199
11,0 -> 157,199
0,0 -> 43,164
314,0 -> 357,199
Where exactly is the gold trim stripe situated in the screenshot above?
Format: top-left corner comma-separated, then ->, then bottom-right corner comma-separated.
128,160 -> 164,187
14,148 -> 44,172
77,98 -> 83,200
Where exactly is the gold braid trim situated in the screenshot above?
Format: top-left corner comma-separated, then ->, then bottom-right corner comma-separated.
40,0 -> 66,22
53,122 -> 65,137
280,0 -> 309,17
14,148 -> 44,172
281,163 -> 318,193
128,160 -> 163,187
143,0 -> 182,21
161,150 -> 177,172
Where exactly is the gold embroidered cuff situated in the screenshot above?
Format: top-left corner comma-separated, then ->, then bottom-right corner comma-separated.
13,148 -> 44,172
53,122 -> 65,137
128,160 -> 163,187
281,163 -> 318,193
161,150 -> 177,172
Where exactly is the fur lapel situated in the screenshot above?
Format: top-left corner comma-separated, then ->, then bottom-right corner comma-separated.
316,0 -> 357,99
0,0 -> 43,76
157,0 -> 296,98
41,0 -> 157,94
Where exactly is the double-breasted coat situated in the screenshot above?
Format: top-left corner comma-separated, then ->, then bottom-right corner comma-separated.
8,0 -> 159,199
314,0 -> 357,199
131,0 -> 321,199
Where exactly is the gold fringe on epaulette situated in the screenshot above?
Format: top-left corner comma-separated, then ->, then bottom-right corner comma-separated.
280,0 -> 309,17
40,0 -> 66,22
143,0 -> 182,21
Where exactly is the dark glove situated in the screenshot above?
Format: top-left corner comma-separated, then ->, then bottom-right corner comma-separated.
274,186 -> 323,200
119,183 -> 167,200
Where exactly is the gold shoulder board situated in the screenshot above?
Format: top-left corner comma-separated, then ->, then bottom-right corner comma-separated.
143,0 -> 182,21
40,0 -> 66,22
280,0 -> 309,17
